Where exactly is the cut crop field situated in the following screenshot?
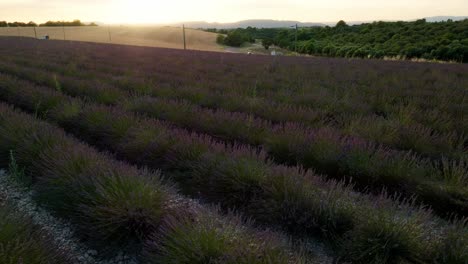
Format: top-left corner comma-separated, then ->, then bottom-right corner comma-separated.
0,26 -> 222,51
0,36 -> 466,263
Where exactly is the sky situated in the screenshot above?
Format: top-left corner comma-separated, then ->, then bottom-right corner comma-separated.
0,0 -> 467,24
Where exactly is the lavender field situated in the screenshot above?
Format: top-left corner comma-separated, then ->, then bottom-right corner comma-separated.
0,36 -> 466,263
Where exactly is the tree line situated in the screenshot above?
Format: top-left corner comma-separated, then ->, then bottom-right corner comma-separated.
0,20 -> 98,27
210,19 -> 468,62
213,29 -> 255,47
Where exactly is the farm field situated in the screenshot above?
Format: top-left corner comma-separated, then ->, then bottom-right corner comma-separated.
0,37 -> 467,263
0,26 -> 222,51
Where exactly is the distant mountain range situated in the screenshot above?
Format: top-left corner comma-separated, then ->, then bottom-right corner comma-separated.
102,16 -> 467,28
173,16 -> 467,29
178,20 -> 325,29
423,16 -> 468,22
341,16 -> 468,26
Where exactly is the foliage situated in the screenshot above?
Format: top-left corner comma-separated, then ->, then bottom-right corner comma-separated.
0,103 -> 300,262
0,56 -> 465,216
216,29 -> 255,47
0,21 -> 37,27
204,28 -> 229,34
336,20 -> 348,27
0,20 -> 97,27
227,19 -> 468,62
8,150 -> 30,187
144,213 -> 292,264
216,34 -> 225,45
40,19 -> 86,27
0,69 -> 464,263
0,203 -> 71,263
262,38 -> 273,49
0,38 -> 466,263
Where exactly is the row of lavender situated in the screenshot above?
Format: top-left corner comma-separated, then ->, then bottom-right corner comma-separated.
0,60 -> 466,217
0,73 -> 465,263
6,44 -> 467,135
0,102 -> 304,263
0,197 -> 72,262
0,47 -> 466,162
2,38 -> 465,124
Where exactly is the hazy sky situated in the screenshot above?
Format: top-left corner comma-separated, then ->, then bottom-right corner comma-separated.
0,0 -> 467,24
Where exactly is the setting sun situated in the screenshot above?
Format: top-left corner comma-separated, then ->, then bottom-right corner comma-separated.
105,0 -> 205,24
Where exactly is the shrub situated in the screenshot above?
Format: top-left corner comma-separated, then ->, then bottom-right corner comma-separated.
0,203 -> 71,263
0,103 -> 304,263
144,212 -> 294,264
8,150 -> 30,187
0,39 -> 467,263
216,34 -> 225,45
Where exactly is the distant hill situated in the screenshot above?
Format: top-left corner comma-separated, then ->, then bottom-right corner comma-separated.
176,17 -> 468,29
179,19 -> 325,29
321,16 -> 468,26
423,16 -> 468,22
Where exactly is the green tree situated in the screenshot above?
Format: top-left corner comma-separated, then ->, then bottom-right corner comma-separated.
216,34 -> 226,45
336,20 -> 348,27
224,32 -> 244,47
40,19 -> 85,27
262,38 -> 273,50
207,18 -> 468,62
223,30 -> 250,47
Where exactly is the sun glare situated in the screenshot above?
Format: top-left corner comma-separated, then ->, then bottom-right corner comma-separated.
106,0 -> 205,24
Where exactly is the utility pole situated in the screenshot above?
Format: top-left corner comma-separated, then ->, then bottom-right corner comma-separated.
290,23 -> 298,54
108,26 -> 112,42
295,23 -> 298,53
182,24 -> 186,50
33,27 -> 37,39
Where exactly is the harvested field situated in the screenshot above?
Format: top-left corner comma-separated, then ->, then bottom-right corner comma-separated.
0,26 -> 222,51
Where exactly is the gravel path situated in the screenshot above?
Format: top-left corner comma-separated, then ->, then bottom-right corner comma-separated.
0,169 -> 138,264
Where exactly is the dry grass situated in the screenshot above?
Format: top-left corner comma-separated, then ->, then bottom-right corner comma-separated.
0,26 -> 222,51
